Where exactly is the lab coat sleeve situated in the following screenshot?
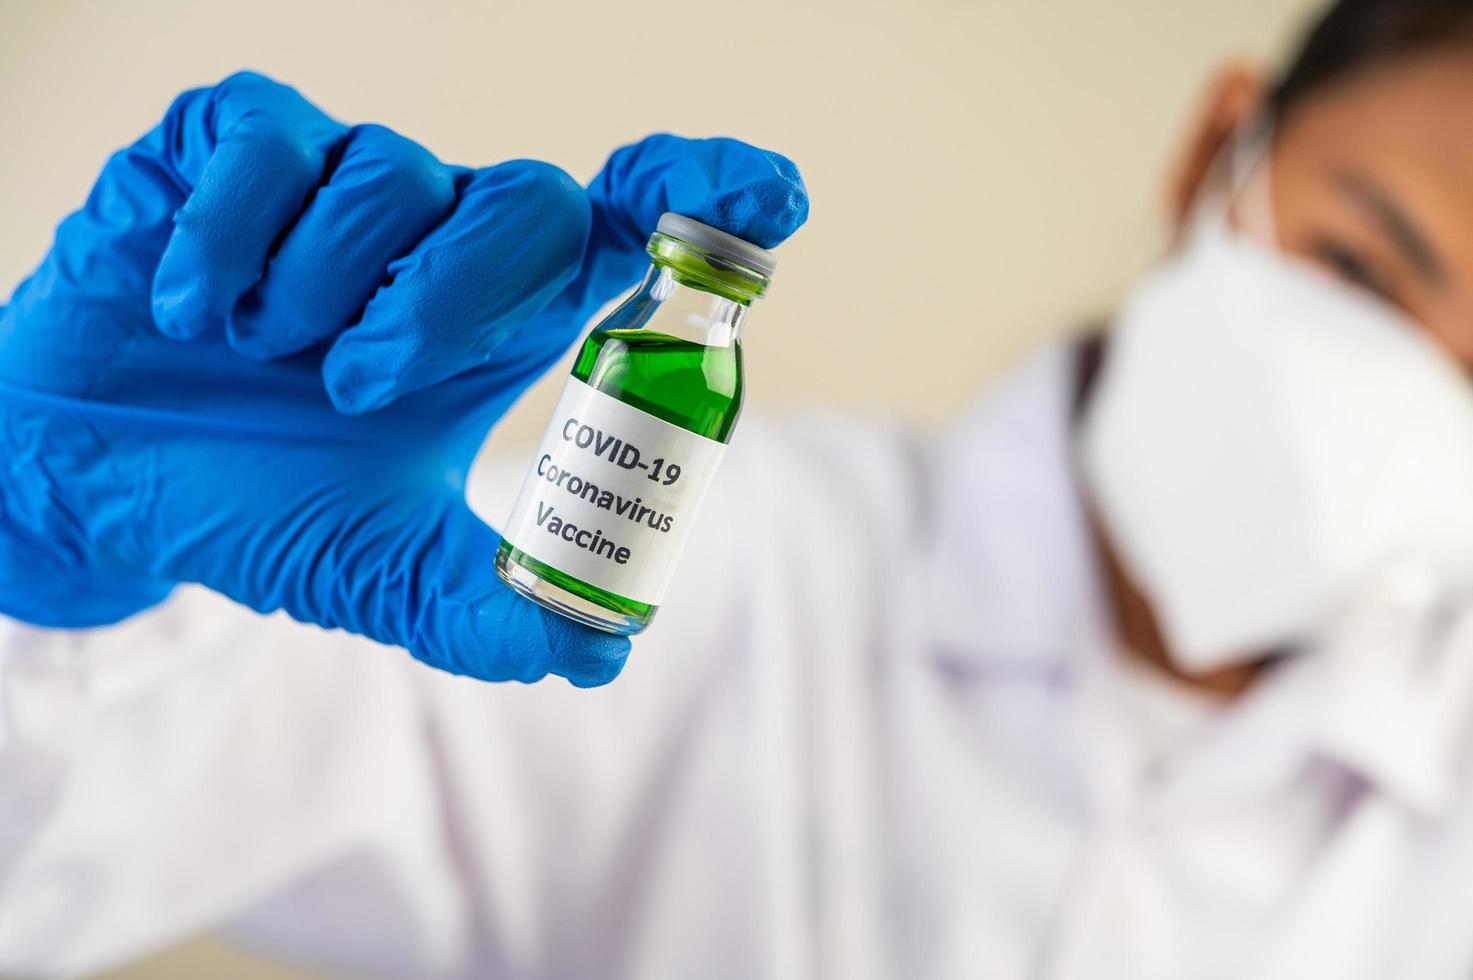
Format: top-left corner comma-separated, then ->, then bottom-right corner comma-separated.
0,409 -> 918,979
0,587 -> 473,976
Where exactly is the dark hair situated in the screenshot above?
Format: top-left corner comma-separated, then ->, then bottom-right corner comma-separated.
1272,0 -> 1473,117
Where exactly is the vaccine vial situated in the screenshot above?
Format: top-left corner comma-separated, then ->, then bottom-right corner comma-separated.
496,213 -> 777,635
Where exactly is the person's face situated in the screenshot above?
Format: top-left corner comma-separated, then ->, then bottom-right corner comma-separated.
1177,48 -> 1473,369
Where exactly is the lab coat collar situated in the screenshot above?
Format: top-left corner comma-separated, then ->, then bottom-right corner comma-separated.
1293,574 -> 1473,818
1160,592 -> 1473,821
923,339 -> 1473,820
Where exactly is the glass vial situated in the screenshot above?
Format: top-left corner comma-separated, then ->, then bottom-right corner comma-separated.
496,213 -> 777,635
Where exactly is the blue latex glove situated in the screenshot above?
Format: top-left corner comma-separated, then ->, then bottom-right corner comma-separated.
0,71 -> 808,686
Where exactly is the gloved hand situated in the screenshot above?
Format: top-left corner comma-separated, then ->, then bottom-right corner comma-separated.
0,71 -> 808,686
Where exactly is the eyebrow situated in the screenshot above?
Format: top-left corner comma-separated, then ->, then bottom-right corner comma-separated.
1332,170 -> 1448,287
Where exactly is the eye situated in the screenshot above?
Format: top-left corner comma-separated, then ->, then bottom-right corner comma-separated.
1309,237 -> 1396,303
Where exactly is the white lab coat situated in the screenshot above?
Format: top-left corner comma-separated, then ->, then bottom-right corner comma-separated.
5,343 -> 1473,979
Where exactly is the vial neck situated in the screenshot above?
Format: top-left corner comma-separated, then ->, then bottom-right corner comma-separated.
640,266 -> 749,348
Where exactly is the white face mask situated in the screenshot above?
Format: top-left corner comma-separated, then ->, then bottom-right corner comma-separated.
1078,143 -> 1473,674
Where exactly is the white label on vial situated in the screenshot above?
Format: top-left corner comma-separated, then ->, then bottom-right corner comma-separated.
501,377 -> 728,606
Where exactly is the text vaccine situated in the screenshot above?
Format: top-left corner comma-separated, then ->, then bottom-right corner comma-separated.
497,213 -> 776,635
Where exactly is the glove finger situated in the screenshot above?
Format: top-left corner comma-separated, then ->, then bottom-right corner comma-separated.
322,159 -> 591,415
151,71 -> 347,340
557,134 -> 811,324
227,124 -> 459,360
25,71 -> 336,331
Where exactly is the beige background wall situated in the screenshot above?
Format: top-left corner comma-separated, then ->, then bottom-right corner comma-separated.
1,0 -> 1321,975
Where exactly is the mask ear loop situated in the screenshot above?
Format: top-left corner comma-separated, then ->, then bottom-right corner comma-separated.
1183,113 -> 1277,244
1229,113 -> 1278,245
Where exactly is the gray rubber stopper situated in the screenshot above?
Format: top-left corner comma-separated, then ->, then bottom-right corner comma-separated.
655,212 -> 778,277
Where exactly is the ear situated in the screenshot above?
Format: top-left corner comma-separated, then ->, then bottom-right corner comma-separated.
1164,62 -> 1268,236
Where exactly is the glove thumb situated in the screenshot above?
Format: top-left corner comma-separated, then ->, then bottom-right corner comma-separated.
171,489 -> 631,687
396,499 -> 632,687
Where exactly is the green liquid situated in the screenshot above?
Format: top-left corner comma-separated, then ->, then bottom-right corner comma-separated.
576,328 -> 743,441
496,328 -> 743,631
